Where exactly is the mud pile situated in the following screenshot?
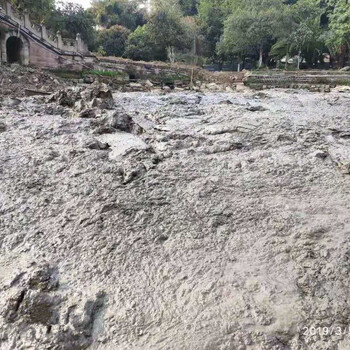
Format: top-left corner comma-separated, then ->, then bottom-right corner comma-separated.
1,82 -> 350,350
0,65 -> 68,98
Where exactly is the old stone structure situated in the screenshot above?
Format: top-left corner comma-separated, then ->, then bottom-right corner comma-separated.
0,1 -> 218,81
0,0 -> 94,69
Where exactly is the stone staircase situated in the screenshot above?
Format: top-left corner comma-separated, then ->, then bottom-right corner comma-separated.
0,0 -> 88,55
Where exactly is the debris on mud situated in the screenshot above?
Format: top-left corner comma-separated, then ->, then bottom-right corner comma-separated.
3,66 -> 350,350
0,65 -> 64,98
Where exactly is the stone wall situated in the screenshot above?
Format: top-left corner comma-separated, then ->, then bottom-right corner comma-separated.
245,72 -> 350,89
95,57 -> 196,78
94,57 -> 243,84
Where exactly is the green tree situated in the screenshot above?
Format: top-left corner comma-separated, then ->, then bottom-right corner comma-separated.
219,0 -> 283,68
124,25 -> 162,61
291,22 -> 315,68
48,2 -> 97,50
198,0 -> 228,59
292,0 -> 325,67
325,0 -> 350,66
97,24 -> 131,56
148,0 -> 191,61
179,0 -> 198,15
90,0 -> 146,30
271,0 -> 325,68
269,4 -> 295,68
11,0 -> 55,22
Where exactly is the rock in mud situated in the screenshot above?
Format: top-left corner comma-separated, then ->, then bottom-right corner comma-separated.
109,112 -> 136,132
313,150 -> 328,159
49,90 -> 76,107
74,99 -> 85,112
129,82 -> 144,91
4,97 -> 21,107
90,97 -> 115,110
94,111 -> 143,134
0,121 -> 6,132
78,108 -> 97,119
0,261 -> 107,350
122,163 -> 147,184
83,75 -> 94,84
90,82 -> 113,100
246,104 -> 267,111
85,138 -> 110,150
47,83 -> 114,111
207,82 -> 220,91
145,80 -> 153,89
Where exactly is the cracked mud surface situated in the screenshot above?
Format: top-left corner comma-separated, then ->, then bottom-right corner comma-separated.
2,87 -> 350,349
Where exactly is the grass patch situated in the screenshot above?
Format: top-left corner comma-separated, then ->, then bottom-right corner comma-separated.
50,69 -> 82,79
83,70 -> 128,78
337,79 -> 350,86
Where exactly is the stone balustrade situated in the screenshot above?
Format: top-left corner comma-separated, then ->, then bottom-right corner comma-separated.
0,1 -> 88,54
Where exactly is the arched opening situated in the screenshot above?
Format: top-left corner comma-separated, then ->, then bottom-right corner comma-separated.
6,36 -> 23,64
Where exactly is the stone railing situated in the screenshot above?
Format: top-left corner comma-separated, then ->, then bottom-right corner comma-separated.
0,1 -> 89,54
62,37 -> 76,52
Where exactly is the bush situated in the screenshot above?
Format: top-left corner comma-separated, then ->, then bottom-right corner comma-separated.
124,25 -> 162,61
97,24 -> 131,57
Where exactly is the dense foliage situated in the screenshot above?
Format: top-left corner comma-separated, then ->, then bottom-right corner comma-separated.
90,0 -> 146,30
48,2 -> 97,50
124,25 -> 162,61
11,0 -> 55,22
10,0 -> 350,68
97,24 -> 130,56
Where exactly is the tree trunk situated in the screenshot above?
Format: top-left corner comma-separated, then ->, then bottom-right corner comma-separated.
340,44 -> 347,68
297,50 -> 301,70
192,35 -> 197,66
258,46 -> 263,68
285,45 -> 289,70
167,46 -> 175,64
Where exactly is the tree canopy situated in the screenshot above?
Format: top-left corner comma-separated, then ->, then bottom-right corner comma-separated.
90,0 -> 146,30
219,0 -> 284,67
9,0 -> 350,68
48,2 -> 97,49
11,0 -> 55,22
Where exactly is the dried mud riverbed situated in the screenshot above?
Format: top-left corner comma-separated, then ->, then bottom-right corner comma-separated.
2,85 -> 350,350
